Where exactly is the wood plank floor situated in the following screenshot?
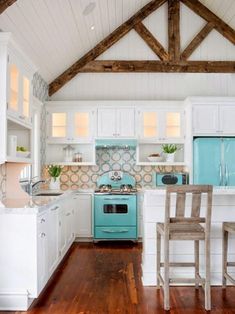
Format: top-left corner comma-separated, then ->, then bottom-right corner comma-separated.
2,242 -> 235,314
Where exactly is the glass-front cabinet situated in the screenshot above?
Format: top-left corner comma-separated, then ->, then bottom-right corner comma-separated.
47,107 -> 95,143
138,107 -> 184,142
7,54 -> 32,126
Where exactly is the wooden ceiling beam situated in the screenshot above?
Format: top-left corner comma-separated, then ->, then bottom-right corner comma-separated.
0,0 -> 16,14
80,60 -> 235,73
49,0 -> 167,96
181,0 -> 235,45
168,0 -> 180,61
134,22 -> 169,61
181,22 -> 214,60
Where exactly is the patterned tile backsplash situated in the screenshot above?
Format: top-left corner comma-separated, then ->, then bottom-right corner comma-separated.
0,164 -> 6,201
43,148 -> 185,190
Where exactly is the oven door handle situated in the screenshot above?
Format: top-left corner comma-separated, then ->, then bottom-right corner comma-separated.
102,229 -> 129,233
104,198 -> 129,201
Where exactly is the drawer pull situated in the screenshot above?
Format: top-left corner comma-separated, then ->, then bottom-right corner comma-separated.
51,206 -> 59,211
40,218 -> 45,223
66,213 -> 71,216
104,198 -> 129,201
102,229 -> 129,233
40,232 -> 46,238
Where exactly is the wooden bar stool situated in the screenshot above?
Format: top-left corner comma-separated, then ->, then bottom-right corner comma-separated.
222,222 -> 235,287
156,185 -> 213,311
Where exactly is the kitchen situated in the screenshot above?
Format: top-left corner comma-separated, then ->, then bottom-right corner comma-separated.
0,0 -> 235,313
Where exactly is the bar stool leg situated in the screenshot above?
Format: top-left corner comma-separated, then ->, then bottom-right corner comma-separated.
164,235 -> 170,311
222,225 -> 228,289
205,236 -> 211,311
156,231 -> 161,289
194,240 -> 199,289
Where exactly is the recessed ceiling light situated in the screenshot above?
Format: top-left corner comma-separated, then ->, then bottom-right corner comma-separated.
90,25 -> 95,30
83,2 -> 96,16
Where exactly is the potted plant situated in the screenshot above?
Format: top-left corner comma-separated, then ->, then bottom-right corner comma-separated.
48,165 -> 62,190
162,144 -> 178,162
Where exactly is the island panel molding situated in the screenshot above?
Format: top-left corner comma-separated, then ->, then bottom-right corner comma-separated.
49,0 -> 235,96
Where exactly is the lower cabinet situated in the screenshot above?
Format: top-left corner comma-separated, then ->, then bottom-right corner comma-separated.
73,194 -> 92,239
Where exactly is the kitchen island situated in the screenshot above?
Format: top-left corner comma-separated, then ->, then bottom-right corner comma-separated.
140,187 -> 235,286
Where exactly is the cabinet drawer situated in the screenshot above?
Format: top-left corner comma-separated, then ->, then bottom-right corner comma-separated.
94,226 -> 137,239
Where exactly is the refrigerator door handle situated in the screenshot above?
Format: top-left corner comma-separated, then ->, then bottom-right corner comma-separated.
219,163 -> 223,186
225,164 -> 229,186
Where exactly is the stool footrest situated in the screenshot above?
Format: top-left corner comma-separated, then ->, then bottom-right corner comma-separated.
224,272 -> 235,285
160,262 -> 195,268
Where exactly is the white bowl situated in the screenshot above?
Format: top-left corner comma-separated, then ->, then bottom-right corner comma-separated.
147,156 -> 163,162
16,151 -> 30,158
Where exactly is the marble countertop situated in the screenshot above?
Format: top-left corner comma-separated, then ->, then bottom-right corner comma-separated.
141,186 -> 235,195
0,188 -> 95,214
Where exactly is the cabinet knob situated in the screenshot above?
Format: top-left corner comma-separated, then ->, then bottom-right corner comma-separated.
40,218 -> 45,223
40,232 -> 46,238
51,206 -> 59,211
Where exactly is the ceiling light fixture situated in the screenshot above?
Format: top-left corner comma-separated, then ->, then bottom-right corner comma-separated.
83,2 -> 96,16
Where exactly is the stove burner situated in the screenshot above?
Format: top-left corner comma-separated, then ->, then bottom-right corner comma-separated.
95,184 -> 137,195
99,184 -> 112,193
120,184 -> 133,193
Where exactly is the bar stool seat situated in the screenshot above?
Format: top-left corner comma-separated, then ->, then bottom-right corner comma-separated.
157,223 -> 205,240
156,185 -> 213,311
222,222 -> 235,287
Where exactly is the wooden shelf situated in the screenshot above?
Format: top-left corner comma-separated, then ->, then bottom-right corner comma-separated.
136,162 -> 186,166
7,156 -> 32,163
46,161 -> 96,166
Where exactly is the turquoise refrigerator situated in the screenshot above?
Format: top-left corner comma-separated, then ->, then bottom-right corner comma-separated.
193,138 -> 235,186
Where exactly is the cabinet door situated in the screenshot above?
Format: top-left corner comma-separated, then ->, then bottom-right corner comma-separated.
47,204 -> 59,275
71,110 -> 94,142
8,62 -> 20,118
58,208 -> 67,257
193,105 -> 219,134
97,108 -> 116,137
220,105 -> 235,134
37,213 -> 48,294
117,108 -> 135,138
73,194 -> 92,238
22,75 -> 30,121
161,110 -> 184,141
139,110 -> 159,140
47,109 -> 68,143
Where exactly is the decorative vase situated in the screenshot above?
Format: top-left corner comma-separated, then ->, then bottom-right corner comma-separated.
49,177 -> 60,190
165,152 -> 175,162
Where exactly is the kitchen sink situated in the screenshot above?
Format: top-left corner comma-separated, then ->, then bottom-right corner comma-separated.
35,192 -> 63,196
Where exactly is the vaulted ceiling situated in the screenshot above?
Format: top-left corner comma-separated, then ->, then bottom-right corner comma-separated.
0,0 -> 235,84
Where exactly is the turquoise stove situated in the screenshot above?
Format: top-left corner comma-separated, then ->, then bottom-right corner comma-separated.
94,171 -> 138,242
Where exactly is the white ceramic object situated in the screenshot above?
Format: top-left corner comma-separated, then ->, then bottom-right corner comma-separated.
49,177 -> 61,190
147,156 -> 163,162
165,152 -> 175,162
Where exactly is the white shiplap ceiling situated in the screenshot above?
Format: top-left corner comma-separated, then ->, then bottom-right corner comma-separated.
0,0 -> 235,83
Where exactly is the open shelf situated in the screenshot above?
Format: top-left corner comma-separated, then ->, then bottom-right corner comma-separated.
46,161 -> 96,166
136,161 -> 186,166
7,156 -> 32,163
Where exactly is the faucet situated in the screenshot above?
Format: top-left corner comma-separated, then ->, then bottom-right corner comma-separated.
26,177 -> 46,195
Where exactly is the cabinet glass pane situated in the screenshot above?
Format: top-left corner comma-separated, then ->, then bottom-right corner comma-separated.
23,77 -> 30,118
75,112 -> 89,137
166,112 -> 180,137
143,112 -> 157,137
52,113 -> 66,137
9,64 -> 19,112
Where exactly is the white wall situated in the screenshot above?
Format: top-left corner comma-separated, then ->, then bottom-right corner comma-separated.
51,4 -> 235,101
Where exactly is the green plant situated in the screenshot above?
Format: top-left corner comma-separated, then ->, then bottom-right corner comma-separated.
162,144 -> 178,154
48,165 -> 62,181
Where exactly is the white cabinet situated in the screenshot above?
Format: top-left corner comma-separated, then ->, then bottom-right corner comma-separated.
138,107 -> 184,142
47,204 -> 59,276
97,107 -> 136,138
46,106 -> 95,143
192,104 -> 235,135
73,194 -> 92,238
37,212 -> 48,294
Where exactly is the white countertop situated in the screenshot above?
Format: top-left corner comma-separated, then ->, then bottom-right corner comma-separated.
0,188 -> 94,214
141,186 -> 235,195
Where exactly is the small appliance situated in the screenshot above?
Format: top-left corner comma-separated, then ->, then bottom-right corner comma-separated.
94,171 -> 138,242
155,172 -> 188,186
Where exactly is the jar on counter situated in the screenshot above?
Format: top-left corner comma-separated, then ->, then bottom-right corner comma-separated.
73,152 -> 82,162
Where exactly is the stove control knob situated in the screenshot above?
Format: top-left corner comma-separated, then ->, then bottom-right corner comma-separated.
111,176 -> 115,180
117,176 -> 121,180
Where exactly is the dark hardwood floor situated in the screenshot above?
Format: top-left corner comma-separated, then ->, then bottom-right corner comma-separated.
2,242 -> 235,314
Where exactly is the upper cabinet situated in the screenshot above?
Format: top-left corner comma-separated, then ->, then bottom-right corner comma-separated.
46,106 -> 95,143
192,103 -> 235,135
137,107 -> 184,142
97,107 -> 136,138
7,47 -> 35,127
